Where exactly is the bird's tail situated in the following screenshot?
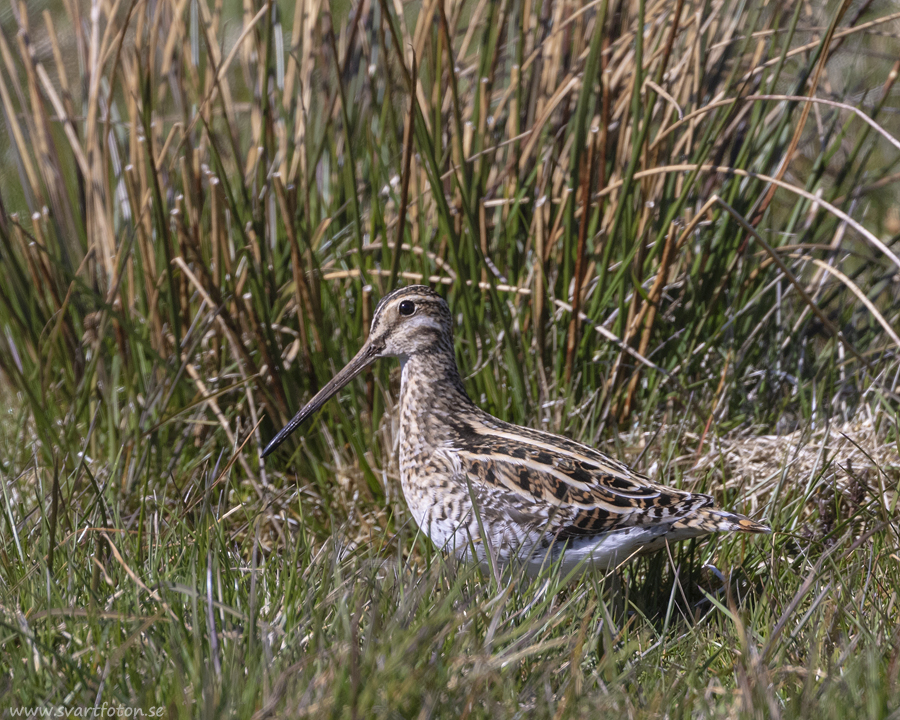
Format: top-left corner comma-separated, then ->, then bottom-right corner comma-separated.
673,508 -> 771,535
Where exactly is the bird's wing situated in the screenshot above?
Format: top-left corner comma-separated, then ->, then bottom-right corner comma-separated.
452,418 -> 714,537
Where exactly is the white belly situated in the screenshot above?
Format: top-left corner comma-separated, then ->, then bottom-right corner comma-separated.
523,524 -> 711,576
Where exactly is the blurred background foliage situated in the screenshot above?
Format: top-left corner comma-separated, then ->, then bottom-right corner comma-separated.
0,0 -> 897,489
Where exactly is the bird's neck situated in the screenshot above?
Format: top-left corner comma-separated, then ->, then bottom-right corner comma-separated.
398,347 -> 473,415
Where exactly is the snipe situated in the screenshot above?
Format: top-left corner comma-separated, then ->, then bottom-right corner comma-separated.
263,286 -> 769,573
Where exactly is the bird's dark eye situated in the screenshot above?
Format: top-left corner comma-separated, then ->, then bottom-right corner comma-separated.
398,300 -> 416,316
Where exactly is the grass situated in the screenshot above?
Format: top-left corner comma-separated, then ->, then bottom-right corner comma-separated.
1,0 -> 899,716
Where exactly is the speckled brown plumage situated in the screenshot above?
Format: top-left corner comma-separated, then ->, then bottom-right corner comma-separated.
263,285 -> 770,573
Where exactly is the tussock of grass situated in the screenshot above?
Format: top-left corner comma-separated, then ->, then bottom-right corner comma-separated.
1,0 -> 899,715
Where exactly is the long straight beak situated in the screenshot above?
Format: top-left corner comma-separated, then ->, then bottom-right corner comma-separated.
261,340 -> 382,458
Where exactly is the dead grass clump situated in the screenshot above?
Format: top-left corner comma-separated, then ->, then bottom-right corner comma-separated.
694,415 -> 899,536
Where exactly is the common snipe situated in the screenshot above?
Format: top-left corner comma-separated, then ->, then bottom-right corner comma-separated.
263,286 -> 769,573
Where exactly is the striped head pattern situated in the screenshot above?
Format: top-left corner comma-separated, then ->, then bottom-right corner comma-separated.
261,285 -> 453,457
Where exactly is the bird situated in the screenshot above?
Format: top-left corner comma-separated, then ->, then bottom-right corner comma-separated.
262,285 -> 769,574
